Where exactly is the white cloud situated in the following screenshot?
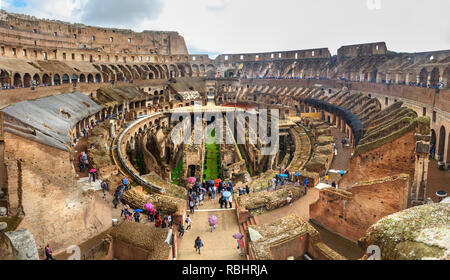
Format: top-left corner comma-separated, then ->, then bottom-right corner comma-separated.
3,0 -> 450,56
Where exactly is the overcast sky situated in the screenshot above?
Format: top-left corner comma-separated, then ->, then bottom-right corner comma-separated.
2,0 -> 449,58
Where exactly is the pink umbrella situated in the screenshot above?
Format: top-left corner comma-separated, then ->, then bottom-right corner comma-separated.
89,169 -> 97,173
186,177 -> 196,184
208,215 -> 218,226
144,203 -> 154,211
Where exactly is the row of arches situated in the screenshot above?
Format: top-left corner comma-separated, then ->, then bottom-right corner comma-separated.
431,126 -> 450,163
343,66 -> 450,88
1,62 -> 217,89
4,72 -> 103,88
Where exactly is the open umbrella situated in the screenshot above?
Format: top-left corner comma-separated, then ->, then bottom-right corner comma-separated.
208,215 -> 218,226
233,233 -> 243,240
200,188 -> 207,193
294,172 -> 301,177
133,209 -> 143,213
222,191 -> 232,198
214,179 -> 222,184
186,177 -> 196,184
279,174 -> 288,178
144,203 -> 154,211
436,190 -> 447,198
123,178 -> 129,185
194,182 -> 201,188
206,180 -> 215,186
89,169 -> 97,173
339,170 -> 346,175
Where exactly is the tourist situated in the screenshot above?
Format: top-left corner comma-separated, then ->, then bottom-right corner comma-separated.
219,196 -> 225,209
246,185 -> 250,195
228,196 -> 233,209
185,215 -> 192,231
161,218 -> 167,229
237,237 -> 244,256
45,244 -> 56,260
212,185 -> 217,200
189,199 -> 195,214
272,177 -> 277,190
155,213 -> 162,227
208,185 -> 213,200
178,223 -> 185,238
287,190 -> 293,206
101,181 -> 108,193
121,205 -> 128,217
332,181 -> 337,188
148,208 -> 155,222
112,197 -> 119,209
325,175 -> 329,185
167,215 -> 173,227
194,237 -> 204,255
195,197 -> 199,210
134,212 -> 140,223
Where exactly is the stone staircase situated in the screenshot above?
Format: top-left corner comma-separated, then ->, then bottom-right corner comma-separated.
239,215 -> 259,258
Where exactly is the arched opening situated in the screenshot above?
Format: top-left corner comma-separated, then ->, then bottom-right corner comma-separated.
79,74 -> 86,83
32,74 -> 41,85
95,73 -> 101,83
72,74 -> 78,84
53,74 -> 61,85
149,72 -> 154,79
431,129 -> 436,158
42,74 -> 51,85
430,68 -> 440,87
13,73 -> 22,87
443,66 -> 450,89
88,74 -> 94,83
419,68 -> 428,85
438,126 -> 446,161
62,74 -> 70,84
0,70 -> 11,86
23,73 -> 32,87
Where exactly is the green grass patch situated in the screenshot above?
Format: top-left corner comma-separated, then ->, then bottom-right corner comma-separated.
171,156 -> 183,185
203,129 -> 222,180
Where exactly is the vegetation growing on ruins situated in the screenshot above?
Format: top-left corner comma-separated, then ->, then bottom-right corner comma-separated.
203,129 -> 222,180
171,156 -> 183,186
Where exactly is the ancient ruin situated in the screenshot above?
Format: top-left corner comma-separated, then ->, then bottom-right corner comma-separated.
0,6 -> 448,262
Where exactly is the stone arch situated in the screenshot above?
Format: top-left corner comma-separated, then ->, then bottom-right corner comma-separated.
429,67 -> 440,87
443,66 -> 450,88
23,73 -> 32,87
199,64 -> 206,75
13,73 -> 22,87
162,65 -> 169,79
53,74 -> 61,85
87,73 -> 94,83
62,74 -> 70,84
72,74 -> 78,83
0,69 -> 11,85
42,74 -> 51,85
79,74 -> 86,83
147,64 -> 161,79
192,64 -> 199,77
419,68 -> 428,85
32,73 -> 41,85
438,126 -> 446,161
95,73 -> 102,83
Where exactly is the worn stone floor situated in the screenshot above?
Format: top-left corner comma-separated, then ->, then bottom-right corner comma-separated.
176,198 -> 245,260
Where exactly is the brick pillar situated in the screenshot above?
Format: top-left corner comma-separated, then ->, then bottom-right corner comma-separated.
411,133 -> 430,206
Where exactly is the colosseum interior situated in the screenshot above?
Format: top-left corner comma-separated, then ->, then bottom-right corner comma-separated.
0,6 -> 448,262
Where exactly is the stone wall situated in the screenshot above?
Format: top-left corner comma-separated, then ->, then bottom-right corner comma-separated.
3,132 -> 111,254
310,175 -> 410,242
